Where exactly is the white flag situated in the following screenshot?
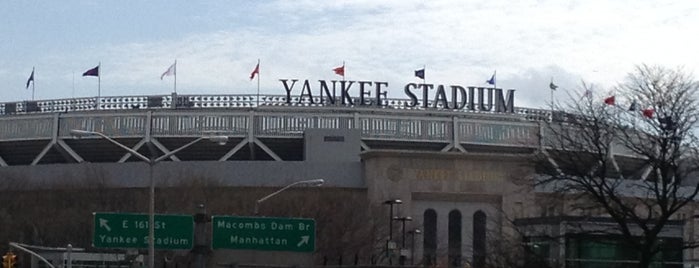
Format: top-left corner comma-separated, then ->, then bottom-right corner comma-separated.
160,61 -> 176,80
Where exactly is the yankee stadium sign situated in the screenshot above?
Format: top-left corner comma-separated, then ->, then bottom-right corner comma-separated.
280,79 -> 515,113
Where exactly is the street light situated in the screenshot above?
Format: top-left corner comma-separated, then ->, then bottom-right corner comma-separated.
253,179 -> 325,215
383,199 -> 402,265
394,216 -> 413,248
394,216 -> 413,265
383,199 -> 403,242
407,229 -> 422,265
70,129 -> 228,268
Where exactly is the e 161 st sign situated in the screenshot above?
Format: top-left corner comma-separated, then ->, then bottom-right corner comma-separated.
93,212 -> 193,249
212,216 -> 315,252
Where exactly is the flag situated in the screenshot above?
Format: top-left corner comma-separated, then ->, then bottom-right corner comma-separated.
83,65 -> 99,77
486,71 -> 496,85
628,101 -> 638,111
549,80 -> 558,90
161,61 -> 176,80
333,65 -> 344,76
604,96 -> 615,105
414,69 -> 425,79
642,108 -> 654,118
250,62 -> 260,80
549,82 -> 558,90
26,68 -> 34,89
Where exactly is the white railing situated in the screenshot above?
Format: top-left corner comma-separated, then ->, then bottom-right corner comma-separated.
0,94 -> 554,150
0,93 -> 553,120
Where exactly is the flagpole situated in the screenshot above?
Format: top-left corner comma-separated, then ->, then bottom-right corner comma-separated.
174,60 -> 177,94
32,67 -> 35,101
256,59 -> 260,107
342,61 -> 345,81
97,62 -> 101,109
493,70 -> 497,90
423,65 -> 426,85
550,77 -> 554,112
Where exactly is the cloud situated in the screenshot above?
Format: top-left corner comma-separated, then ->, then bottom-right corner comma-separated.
1,0 -> 697,109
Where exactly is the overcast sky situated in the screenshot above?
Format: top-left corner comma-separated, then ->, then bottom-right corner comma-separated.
1,0 -> 697,109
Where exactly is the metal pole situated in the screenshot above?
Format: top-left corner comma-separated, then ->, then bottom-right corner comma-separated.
254,179 -> 324,215
256,59 -> 260,107
410,234 -> 415,265
8,242 -> 55,268
148,162 -> 155,268
389,204 -> 394,241
383,199 -> 402,265
401,220 -> 407,248
388,204 -> 393,266
67,244 -> 72,268
97,62 -> 101,109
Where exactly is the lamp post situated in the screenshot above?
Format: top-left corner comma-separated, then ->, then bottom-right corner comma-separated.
394,216 -> 412,266
407,229 -> 421,265
253,179 -> 325,215
70,129 -> 228,268
383,199 -> 403,242
394,216 -> 413,248
383,199 -> 402,265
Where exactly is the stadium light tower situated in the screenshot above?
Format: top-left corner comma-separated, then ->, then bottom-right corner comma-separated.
70,129 -> 228,268
254,179 -> 325,215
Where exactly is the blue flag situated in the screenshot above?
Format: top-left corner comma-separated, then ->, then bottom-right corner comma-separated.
83,65 -> 99,77
26,68 -> 34,89
414,69 -> 425,79
486,71 -> 496,85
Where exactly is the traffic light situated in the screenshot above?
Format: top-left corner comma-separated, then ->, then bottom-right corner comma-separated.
2,252 -> 16,268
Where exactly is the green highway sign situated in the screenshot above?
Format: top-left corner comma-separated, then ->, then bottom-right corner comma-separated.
212,216 -> 315,252
93,212 -> 193,249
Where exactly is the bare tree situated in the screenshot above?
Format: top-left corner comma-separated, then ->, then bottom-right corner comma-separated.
538,65 -> 699,268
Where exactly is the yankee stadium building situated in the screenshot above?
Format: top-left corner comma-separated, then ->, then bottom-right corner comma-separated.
0,79 -> 695,268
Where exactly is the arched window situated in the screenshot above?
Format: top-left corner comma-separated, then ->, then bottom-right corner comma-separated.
473,210 -> 487,268
448,210 -> 462,268
423,209 -> 437,266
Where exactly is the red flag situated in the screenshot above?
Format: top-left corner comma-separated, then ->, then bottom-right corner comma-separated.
642,108 -> 655,118
250,62 -> 259,80
333,65 -> 344,76
82,65 -> 99,77
604,96 -> 615,105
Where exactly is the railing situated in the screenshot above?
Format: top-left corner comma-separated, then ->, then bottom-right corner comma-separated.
0,93 -> 553,121
0,94 -> 647,166
0,95 -> 549,151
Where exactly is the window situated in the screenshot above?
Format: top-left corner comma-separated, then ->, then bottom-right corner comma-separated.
473,211 -> 487,268
448,210 -> 462,268
423,209 -> 437,266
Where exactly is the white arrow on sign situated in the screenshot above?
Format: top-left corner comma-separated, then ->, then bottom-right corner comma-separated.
99,219 -> 112,232
297,236 -> 309,247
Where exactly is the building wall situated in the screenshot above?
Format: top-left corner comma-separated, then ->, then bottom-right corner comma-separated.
361,150 -> 533,266
0,161 -> 363,190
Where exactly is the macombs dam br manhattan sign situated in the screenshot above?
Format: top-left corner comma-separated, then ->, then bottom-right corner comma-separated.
212,216 -> 316,253
279,79 -> 516,113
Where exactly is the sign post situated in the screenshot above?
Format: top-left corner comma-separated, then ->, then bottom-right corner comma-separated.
212,216 -> 315,252
93,212 -> 193,250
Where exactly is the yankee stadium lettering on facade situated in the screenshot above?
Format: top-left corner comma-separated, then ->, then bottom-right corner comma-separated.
279,79 -> 516,113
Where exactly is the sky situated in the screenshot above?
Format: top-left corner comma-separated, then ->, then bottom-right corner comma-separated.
1,0 -> 697,109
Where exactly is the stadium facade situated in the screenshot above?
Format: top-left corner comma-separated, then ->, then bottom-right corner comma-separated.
0,92 -> 696,268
